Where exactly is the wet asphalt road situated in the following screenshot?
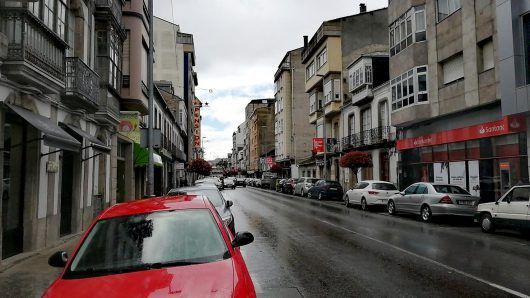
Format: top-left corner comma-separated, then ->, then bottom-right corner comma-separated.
223,187 -> 530,298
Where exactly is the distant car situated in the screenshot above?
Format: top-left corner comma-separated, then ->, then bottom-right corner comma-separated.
345,180 -> 400,210
276,179 -> 286,192
167,185 -> 235,234
44,195 -> 256,298
307,180 -> 344,201
196,177 -> 223,190
476,185 -> 530,233
260,176 -> 274,189
293,177 -> 319,197
281,178 -> 298,194
224,178 -> 236,189
387,183 -> 480,222
235,178 -> 246,187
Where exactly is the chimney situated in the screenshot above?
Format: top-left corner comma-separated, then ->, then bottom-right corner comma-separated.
359,3 -> 367,13
303,35 -> 308,48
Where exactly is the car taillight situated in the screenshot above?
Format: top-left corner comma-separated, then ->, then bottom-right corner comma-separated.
368,191 -> 379,195
439,196 -> 453,204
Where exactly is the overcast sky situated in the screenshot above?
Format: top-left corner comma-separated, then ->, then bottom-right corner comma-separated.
154,0 -> 387,160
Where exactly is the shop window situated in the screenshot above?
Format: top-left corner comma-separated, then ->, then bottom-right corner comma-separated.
449,142 -> 466,160
420,147 -> 433,162
493,134 -> 520,157
466,140 -> 480,159
433,144 -> 448,162
403,148 -> 420,164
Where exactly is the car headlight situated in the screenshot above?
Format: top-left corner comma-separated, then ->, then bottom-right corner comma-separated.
222,216 -> 233,226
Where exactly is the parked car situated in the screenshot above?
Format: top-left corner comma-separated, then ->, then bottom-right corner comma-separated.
44,195 -> 256,297
167,184 -> 235,234
293,177 -> 319,197
276,179 -> 286,192
235,177 -> 246,187
224,177 -> 236,189
281,178 -> 298,194
387,183 -> 480,222
307,180 -> 344,201
345,180 -> 400,210
261,176 -> 274,189
476,185 -> 530,233
196,177 -> 223,190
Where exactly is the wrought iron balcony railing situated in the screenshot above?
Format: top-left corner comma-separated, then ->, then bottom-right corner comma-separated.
63,57 -> 100,110
341,126 -> 395,151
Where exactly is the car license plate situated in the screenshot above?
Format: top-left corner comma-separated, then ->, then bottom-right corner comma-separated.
458,200 -> 473,206
330,188 -> 337,191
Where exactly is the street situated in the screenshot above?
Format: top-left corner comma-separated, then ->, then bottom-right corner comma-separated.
1,187 -> 530,297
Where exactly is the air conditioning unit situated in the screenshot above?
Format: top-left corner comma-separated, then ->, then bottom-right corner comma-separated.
0,33 -> 7,61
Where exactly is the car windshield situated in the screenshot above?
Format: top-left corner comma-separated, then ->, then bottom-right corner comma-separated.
433,185 -> 470,195
326,181 -> 341,187
167,189 -> 223,207
65,210 -> 228,279
373,183 -> 397,190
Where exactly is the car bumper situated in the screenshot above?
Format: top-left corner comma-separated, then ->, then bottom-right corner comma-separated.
367,198 -> 389,206
430,204 -> 477,217
321,191 -> 343,198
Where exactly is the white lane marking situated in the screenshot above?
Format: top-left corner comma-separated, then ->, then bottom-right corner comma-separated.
318,219 -> 529,298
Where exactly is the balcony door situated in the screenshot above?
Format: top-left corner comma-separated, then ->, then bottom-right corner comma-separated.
361,108 -> 371,145
379,101 -> 389,139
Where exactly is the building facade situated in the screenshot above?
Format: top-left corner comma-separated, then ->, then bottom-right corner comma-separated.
244,99 -> 274,173
0,0 -> 121,261
248,105 -> 275,173
274,47 -> 314,178
390,0 -> 528,203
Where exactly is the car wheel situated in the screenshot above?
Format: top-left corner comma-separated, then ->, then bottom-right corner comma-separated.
480,213 -> 495,233
318,192 -> 323,201
308,192 -> 312,199
361,198 -> 368,211
388,200 -> 396,215
344,195 -> 350,207
421,205 -> 432,222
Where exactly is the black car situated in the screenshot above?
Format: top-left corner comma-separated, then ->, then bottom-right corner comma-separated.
282,178 -> 298,194
307,180 -> 344,201
167,184 -> 235,234
235,178 -> 247,187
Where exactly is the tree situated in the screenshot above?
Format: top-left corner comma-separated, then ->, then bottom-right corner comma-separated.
187,158 -> 212,176
339,151 -> 372,181
270,164 -> 283,174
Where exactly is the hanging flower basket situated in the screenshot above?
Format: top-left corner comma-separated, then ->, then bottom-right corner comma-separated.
339,151 -> 373,170
187,158 -> 212,176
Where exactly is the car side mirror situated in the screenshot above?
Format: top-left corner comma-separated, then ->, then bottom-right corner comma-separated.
231,231 -> 254,248
399,192 -> 405,196
48,251 -> 68,268
226,200 -> 233,208
506,197 -> 511,204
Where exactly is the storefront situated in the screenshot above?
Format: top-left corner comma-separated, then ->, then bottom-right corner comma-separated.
397,114 -> 528,203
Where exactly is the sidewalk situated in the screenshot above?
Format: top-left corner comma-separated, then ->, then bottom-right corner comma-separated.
0,235 -> 80,298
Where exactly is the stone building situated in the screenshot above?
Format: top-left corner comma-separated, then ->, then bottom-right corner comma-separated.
248,104 -> 275,174
274,47 -> 314,178
390,0 -> 528,202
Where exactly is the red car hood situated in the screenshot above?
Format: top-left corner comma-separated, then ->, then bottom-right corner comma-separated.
44,259 -> 234,298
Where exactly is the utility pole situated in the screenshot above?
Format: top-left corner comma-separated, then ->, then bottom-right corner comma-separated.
323,111 -> 327,180
147,0 -> 154,196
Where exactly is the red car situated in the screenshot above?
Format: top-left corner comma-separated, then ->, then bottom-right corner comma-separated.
43,195 -> 256,298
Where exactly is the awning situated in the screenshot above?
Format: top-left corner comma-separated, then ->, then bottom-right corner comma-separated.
60,123 -> 111,153
134,143 -> 163,167
6,104 -> 81,152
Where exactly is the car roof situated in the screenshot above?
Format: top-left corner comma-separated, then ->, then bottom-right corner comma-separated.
360,180 -> 393,184
98,195 -> 209,219
170,185 -> 219,192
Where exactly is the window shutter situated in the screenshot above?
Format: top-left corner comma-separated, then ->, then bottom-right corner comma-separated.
442,54 -> 464,84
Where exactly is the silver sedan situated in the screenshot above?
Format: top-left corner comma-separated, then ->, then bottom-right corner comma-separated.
387,183 -> 480,222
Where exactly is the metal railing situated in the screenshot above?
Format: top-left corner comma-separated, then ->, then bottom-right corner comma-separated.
341,126 -> 395,151
65,57 -> 99,106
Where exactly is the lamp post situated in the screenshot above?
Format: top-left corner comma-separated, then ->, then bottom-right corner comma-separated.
316,74 -> 327,180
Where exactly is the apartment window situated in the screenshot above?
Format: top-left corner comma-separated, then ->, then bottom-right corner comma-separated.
43,0 -> 55,30
107,27 -> 122,91
479,39 -> 494,72
317,48 -> 327,69
391,66 -> 428,111
28,2 -> 40,17
324,80 -> 332,105
524,14 -> 530,84
57,0 -> 66,40
348,62 -> 373,92
309,93 -> 317,114
141,46 -> 148,85
361,108 -> 372,132
390,5 -> 426,56
442,54 -> 464,84
379,101 -> 389,127
306,61 -> 315,80
333,79 -> 340,101
316,124 -> 323,138
437,0 -> 461,21
348,114 -> 355,136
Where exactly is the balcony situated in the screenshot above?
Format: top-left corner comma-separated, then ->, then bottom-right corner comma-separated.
302,23 -> 341,63
62,57 -> 100,112
0,9 -> 66,93
95,91 -> 120,125
95,0 -> 122,26
341,126 -> 395,151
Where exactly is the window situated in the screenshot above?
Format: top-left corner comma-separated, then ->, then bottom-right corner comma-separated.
479,40 -> 494,72
415,184 -> 428,194
389,5 -> 425,56
348,61 -> 373,92
141,46 -> 148,84
391,66 -> 428,111
503,187 -> 530,202
404,184 -> 418,195
43,0 -> 55,30
348,114 -> 355,136
316,48 -> 327,69
379,101 -> 388,127
28,2 -> 40,17
108,27 -> 122,91
354,182 -> 369,189
306,61 -> 315,80
523,14 -> 530,84
361,108 -> 371,132
309,93 -> 317,114
324,80 -> 332,105
57,0 -> 66,40
437,0 -> 461,21
442,54 -> 464,84
373,183 -> 397,191
433,185 -> 470,195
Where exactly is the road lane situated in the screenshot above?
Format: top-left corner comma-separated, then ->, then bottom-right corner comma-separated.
223,187 -> 529,297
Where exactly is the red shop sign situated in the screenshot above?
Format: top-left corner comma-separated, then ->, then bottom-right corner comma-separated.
396,114 -> 526,151
313,138 -> 324,153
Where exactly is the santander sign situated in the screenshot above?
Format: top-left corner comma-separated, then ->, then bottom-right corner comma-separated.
397,114 -> 526,151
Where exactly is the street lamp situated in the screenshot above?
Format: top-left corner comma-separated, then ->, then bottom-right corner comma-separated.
316,74 -> 327,180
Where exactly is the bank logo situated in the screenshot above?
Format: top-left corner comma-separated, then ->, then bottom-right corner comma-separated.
479,126 -> 485,134
509,119 -> 520,129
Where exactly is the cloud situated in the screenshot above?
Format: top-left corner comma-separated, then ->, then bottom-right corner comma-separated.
154,0 -> 388,160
